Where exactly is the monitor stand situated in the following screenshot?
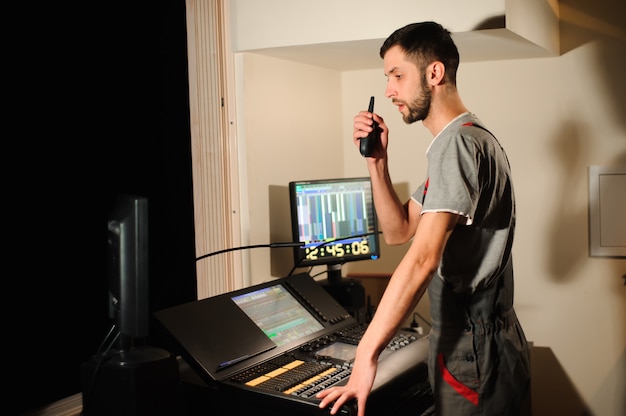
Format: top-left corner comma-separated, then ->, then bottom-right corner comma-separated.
81,340 -> 179,416
319,264 -> 365,322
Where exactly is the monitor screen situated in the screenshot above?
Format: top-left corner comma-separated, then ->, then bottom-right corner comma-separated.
288,177 -> 380,271
232,284 -> 324,347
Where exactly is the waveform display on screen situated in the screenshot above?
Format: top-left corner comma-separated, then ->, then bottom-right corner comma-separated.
232,284 -> 323,347
294,182 -> 374,245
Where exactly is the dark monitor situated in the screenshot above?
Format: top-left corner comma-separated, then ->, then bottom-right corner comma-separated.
288,177 -> 380,283
107,194 -> 149,349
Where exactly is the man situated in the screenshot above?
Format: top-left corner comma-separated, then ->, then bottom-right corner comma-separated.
316,22 -> 530,416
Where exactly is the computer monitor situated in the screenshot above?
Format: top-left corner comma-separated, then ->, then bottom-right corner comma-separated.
288,177 -> 380,283
107,194 -> 149,349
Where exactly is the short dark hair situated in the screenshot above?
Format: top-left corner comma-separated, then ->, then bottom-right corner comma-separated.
380,21 -> 459,85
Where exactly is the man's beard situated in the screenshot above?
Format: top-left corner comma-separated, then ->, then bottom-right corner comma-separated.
403,74 -> 431,124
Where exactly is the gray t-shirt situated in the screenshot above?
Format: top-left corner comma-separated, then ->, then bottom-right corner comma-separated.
412,112 -> 515,295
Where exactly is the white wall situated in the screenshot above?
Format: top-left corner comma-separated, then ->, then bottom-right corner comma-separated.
237,53 -> 345,281
234,3 -> 626,415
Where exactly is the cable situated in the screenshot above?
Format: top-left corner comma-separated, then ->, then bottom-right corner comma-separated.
408,311 -> 432,335
310,267 -> 332,279
286,231 -> 382,276
195,232 -> 381,275
195,241 -> 304,261
82,326 -> 121,415
286,264 -> 298,276
413,311 -> 432,328
95,324 -> 117,355
310,231 -> 381,252
287,264 -> 313,277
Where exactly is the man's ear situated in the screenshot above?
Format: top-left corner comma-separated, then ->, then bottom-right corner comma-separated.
428,61 -> 446,86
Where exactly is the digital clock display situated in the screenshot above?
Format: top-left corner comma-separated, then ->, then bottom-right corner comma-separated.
304,238 -> 371,261
289,177 -> 380,268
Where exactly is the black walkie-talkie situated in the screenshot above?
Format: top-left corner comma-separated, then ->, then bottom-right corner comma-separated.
359,96 -> 380,157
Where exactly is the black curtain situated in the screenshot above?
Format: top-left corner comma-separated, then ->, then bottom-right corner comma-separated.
7,1 -> 196,414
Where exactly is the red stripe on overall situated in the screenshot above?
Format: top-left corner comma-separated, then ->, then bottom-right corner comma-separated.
438,352 -> 479,406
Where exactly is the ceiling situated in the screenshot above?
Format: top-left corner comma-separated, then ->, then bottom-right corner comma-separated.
241,29 -> 558,71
